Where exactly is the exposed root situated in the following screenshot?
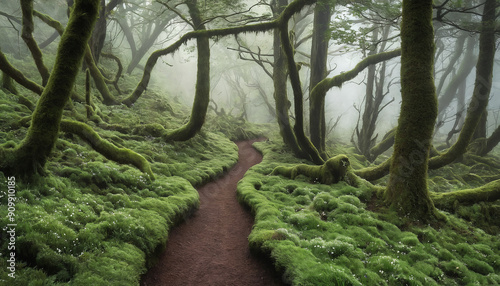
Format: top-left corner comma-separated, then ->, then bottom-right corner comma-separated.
60,120 -> 155,180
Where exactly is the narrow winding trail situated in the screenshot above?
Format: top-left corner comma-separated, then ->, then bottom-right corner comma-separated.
141,139 -> 284,286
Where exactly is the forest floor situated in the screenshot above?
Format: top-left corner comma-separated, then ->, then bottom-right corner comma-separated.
140,138 -> 285,286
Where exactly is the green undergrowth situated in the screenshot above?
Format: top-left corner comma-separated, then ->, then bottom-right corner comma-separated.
238,139 -> 500,286
0,75 -> 249,284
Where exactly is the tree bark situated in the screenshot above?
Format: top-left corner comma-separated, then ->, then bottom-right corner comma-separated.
163,0 -> 210,141
83,46 -> 119,105
272,0 -> 304,157
0,48 -> 44,95
88,0 -> 107,64
279,8 -> 324,164
475,123 -> 500,156
0,0 -> 100,176
309,0 -> 332,154
20,0 -> 50,86
2,72 -> 18,95
384,0 -> 441,221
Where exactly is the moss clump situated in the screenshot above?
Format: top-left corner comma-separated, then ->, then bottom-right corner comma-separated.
271,154 -> 351,185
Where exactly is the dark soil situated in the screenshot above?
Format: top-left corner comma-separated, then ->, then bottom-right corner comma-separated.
141,138 -> 285,286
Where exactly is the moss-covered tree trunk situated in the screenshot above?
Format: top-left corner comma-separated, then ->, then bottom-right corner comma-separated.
88,0 -> 107,64
163,0 -> 210,141
20,0 -> 50,86
384,0 -> 440,221
2,72 -> 18,95
484,125 -> 500,155
356,26 -> 392,162
84,46 -> 119,105
0,0 -> 100,175
279,10 -> 324,165
309,49 -> 401,156
0,48 -> 44,95
309,0 -> 332,155
272,0 -> 304,157
429,0 -> 496,169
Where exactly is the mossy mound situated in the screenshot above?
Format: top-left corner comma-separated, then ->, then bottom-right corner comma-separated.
238,139 -> 500,286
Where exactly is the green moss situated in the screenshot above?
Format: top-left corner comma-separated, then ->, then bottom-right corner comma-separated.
237,139 -> 500,286
0,65 -> 243,285
271,154 -> 352,185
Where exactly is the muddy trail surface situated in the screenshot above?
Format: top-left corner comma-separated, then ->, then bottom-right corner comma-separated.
141,138 -> 285,286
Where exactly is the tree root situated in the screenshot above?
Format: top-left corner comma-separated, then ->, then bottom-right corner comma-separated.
60,120 -> 155,180
431,179 -> 500,211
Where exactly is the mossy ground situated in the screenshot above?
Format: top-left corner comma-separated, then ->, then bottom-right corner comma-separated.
2,52 -> 500,285
238,138 -> 500,286
0,69 -> 251,285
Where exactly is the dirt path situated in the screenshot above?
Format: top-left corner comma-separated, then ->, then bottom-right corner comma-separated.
141,139 -> 284,286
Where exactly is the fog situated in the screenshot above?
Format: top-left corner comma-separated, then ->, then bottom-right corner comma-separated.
2,0 -> 500,148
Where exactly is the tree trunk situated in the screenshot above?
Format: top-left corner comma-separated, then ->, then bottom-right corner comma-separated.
369,126 -> 396,160
435,32 -> 467,97
357,28 -> 378,159
356,26 -> 391,161
0,0 -> 100,176
436,36 -> 476,126
429,0 -> 496,169
0,48 -> 44,95
475,123 -> 500,156
384,0 -> 441,221
163,0 -> 210,141
309,0 -> 332,155
309,49 -> 401,153
2,72 -> 18,95
272,0 -> 304,157
20,0 -> 50,86
88,0 -> 107,64
279,9 -> 324,164
84,46 -> 119,105
472,110 -> 487,140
